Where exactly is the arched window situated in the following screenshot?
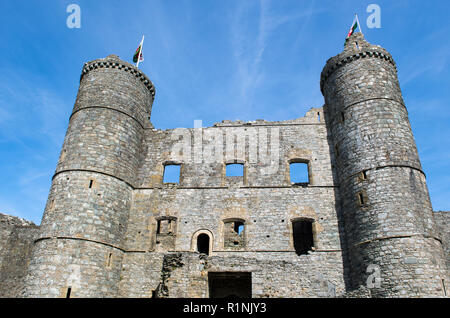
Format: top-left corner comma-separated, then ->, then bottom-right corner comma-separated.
197,233 -> 210,255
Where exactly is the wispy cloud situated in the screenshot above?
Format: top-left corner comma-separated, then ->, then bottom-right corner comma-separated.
228,0 -> 321,120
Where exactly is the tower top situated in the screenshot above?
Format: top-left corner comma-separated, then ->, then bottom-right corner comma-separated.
320,32 -> 396,93
80,54 -> 156,98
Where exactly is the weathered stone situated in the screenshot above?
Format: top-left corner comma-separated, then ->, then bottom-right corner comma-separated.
0,33 -> 447,298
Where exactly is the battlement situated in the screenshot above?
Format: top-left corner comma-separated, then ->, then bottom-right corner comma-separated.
80,55 -> 156,98
212,107 -> 324,127
320,33 -> 396,92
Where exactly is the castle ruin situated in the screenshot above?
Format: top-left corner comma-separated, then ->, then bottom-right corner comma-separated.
0,33 -> 448,298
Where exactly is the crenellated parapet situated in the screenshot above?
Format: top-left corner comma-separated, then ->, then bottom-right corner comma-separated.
80,55 -> 156,97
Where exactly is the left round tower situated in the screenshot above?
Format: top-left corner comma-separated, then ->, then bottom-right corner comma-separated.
22,55 -> 155,297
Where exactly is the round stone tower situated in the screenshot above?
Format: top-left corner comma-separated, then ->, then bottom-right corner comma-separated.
321,33 -> 447,297
23,55 -> 155,297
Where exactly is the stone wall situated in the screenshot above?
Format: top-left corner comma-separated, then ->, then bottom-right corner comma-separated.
0,213 -> 39,297
1,34 -> 448,298
321,32 -> 447,297
435,211 -> 450,282
116,108 -> 349,297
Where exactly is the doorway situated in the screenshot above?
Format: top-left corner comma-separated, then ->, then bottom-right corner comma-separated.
208,272 -> 252,298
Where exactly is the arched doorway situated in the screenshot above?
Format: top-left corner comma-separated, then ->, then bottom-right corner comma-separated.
197,233 -> 210,255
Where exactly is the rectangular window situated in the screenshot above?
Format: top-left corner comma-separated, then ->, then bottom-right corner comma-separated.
66,287 -> 72,298
226,163 -> 244,177
290,162 -> 309,184
292,220 -> 314,255
163,164 -> 181,184
358,192 -> 367,206
107,253 -> 112,267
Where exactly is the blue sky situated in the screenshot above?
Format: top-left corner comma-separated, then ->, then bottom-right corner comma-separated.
0,0 -> 449,224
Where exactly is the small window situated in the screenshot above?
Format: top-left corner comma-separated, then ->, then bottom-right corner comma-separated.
234,222 -> 244,235
197,233 -> 210,255
107,253 -> 112,267
66,287 -> 72,298
358,192 -> 365,205
156,218 -> 175,235
341,112 -> 345,123
224,220 -> 246,248
48,199 -> 55,210
292,220 -> 314,255
290,162 -> 309,184
163,164 -> 181,183
360,170 -> 368,180
226,163 -> 244,177
88,179 -> 94,188
357,191 -> 368,206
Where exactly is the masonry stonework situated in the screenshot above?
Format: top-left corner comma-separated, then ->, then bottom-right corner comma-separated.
0,33 -> 448,298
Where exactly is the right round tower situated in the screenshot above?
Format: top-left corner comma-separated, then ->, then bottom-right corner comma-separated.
321,32 -> 447,297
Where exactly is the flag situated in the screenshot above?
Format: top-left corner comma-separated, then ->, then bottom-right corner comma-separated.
133,36 -> 144,65
347,18 -> 358,38
133,44 -> 143,63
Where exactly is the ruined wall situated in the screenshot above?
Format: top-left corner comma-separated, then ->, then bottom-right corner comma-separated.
152,251 -> 345,298
435,211 -> 450,280
118,108 -> 349,297
0,213 -> 39,297
4,35 -> 448,298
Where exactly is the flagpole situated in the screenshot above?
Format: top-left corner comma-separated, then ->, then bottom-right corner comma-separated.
136,35 -> 144,68
355,14 -> 363,35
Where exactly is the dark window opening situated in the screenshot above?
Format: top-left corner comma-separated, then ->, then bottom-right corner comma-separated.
361,170 -> 368,180
233,221 -> 244,235
208,272 -> 252,298
293,220 -> 314,255
290,162 -> 309,184
358,192 -> 365,205
107,253 -> 112,267
156,220 -> 161,234
88,180 -> 93,188
66,287 -> 72,298
226,163 -> 244,177
341,112 -> 345,122
156,218 -> 175,235
197,233 -> 210,255
163,164 -> 181,184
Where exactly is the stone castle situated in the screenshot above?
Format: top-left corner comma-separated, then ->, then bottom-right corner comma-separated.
0,33 -> 448,298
